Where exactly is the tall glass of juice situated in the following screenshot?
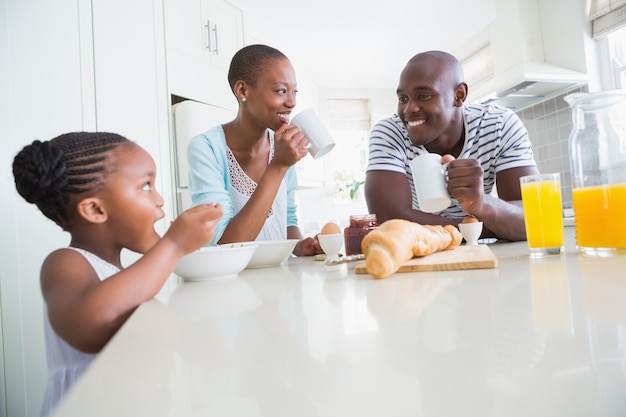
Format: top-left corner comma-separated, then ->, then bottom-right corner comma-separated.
520,173 -> 564,257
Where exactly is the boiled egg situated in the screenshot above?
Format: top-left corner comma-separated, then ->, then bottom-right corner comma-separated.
461,216 -> 479,224
320,222 -> 341,235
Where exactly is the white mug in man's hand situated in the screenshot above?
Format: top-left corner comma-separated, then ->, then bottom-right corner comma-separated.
290,108 -> 336,159
410,153 -> 452,213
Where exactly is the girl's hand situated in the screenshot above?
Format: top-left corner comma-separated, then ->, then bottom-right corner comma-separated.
272,124 -> 309,167
164,203 -> 223,255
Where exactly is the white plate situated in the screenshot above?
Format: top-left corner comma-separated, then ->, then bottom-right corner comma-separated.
241,239 -> 298,269
174,244 -> 258,281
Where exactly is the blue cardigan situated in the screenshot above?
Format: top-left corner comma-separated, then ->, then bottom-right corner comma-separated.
187,125 -> 299,244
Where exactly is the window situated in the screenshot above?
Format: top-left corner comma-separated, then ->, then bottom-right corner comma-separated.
607,26 -> 626,87
589,0 -> 626,38
589,0 -> 626,89
326,99 -> 371,201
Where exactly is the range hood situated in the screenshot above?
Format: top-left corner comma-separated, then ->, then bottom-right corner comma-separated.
463,0 -> 588,111
474,61 -> 587,110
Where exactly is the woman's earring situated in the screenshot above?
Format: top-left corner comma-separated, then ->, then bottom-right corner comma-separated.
241,97 -> 246,102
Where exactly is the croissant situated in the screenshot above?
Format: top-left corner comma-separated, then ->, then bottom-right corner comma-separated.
361,219 -> 462,279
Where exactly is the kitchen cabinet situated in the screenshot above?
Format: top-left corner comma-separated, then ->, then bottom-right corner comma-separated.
165,0 -> 244,109
0,0 -> 171,416
0,1 -> 92,415
201,0 -> 245,71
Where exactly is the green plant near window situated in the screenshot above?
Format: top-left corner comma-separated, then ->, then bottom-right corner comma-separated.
348,179 -> 364,199
334,170 -> 364,200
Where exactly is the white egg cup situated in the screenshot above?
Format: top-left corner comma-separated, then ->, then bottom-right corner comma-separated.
458,222 -> 483,245
318,233 -> 344,261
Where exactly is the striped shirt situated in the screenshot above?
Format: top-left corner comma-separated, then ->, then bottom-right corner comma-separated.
366,103 -> 537,219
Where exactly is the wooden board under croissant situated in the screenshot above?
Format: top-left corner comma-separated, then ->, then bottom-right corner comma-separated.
354,244 -> 498,274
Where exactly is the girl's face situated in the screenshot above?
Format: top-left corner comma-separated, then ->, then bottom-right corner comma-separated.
246,58 -> 298,131
99,143 -> 165,254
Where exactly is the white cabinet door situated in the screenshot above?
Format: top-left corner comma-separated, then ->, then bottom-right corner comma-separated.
201,0 -> 244,71
91,0 -> 172,220
0,0 -> 94,415
167,0 -> 243,69
166,0 -> 207,62
0,0 -> 170,415
166,0 -> 243,109
91,0 -> 172,270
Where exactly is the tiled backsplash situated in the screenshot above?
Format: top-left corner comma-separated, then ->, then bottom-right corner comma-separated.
516,86 -> 589,209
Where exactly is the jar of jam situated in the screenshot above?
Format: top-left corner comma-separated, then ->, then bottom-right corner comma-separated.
344,214 -> 378,255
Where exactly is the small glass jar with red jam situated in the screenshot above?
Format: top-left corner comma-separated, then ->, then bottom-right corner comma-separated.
344,214 -> 378,255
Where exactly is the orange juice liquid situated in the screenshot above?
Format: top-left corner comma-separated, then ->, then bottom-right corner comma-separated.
521,180 -> 564,248
572,184 -> 626,248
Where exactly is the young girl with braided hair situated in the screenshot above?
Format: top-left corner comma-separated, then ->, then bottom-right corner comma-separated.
12,131 -> 223,416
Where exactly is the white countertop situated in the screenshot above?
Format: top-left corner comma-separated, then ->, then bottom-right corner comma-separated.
54,228 -> 626,416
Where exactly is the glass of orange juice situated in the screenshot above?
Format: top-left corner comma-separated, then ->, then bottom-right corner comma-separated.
572,184 -> 626,255
520,173 -> 564,257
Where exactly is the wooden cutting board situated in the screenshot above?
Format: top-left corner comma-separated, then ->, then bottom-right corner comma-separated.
354,244 -> 498,275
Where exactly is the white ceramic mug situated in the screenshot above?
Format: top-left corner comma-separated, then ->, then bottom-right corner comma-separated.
290,108 -> 336,159
409,153 -> 452,213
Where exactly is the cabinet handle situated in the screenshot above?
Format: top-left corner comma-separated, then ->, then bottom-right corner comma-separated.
204,19 -> 218,54
212,24 -> 219,55
204,20 -> 212,52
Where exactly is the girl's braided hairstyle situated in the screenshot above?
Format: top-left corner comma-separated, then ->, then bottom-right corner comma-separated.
12,131 -> 130,230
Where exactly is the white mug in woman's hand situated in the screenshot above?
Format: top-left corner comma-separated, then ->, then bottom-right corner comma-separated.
290,108 -> 336,159
410,153 -> 452,213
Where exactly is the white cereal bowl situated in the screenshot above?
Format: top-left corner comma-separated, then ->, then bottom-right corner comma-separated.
241,239 -> 298,269
174,244 -> 258,281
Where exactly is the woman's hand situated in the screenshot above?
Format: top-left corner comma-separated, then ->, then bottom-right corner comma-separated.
272,124 -> 309,167
293,236 -> 323,256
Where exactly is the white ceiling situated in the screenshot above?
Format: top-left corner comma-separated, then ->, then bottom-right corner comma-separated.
227,0 -> 497,90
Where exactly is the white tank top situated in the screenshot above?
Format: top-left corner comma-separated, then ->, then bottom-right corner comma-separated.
39,247 -> 119,417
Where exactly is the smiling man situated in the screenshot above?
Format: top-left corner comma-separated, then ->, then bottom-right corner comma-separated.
364,50 -> 539,241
